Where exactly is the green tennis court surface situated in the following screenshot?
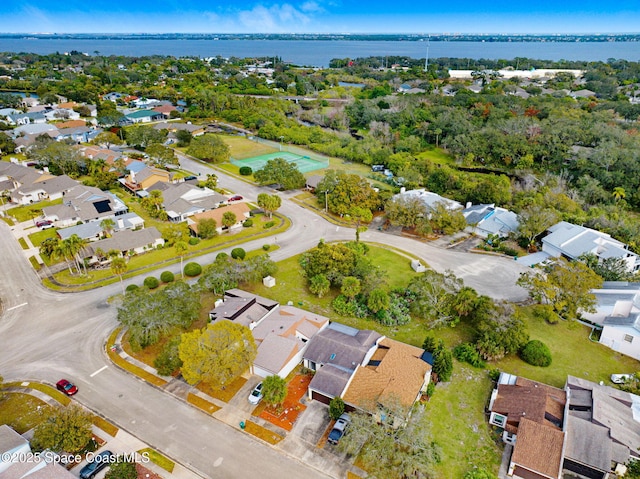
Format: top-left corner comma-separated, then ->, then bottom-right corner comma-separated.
231,151 -> 328,173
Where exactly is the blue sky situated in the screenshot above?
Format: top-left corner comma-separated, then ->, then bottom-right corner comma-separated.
1,0 -> 638,34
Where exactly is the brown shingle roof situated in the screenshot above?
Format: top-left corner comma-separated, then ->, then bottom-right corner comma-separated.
188,203 -> 250,234
342,338 -> 431,411
510,418 -> 564,479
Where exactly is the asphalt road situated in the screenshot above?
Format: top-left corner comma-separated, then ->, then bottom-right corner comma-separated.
0,155 -> 528,479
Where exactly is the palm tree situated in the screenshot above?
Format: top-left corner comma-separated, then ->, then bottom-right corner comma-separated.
64,234 -> 88,275
100,218 -> 116,237
174,241 -> 188,278
613,186 -> 626,202
111,257 -> 127,295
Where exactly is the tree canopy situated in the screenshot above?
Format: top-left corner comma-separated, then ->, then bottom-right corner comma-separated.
179,320 -> 257,387
186,134 -> 230,163
253,157 -> 305,190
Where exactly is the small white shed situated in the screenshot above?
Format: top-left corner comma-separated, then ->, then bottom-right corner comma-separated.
411,259 -> 426,273
263,276 -> 276,288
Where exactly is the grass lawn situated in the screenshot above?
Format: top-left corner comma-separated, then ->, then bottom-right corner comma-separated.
196,376 -> 247,403
493,306 -> 640,388
18,237 -> 28,249
426,363 -> 502,478
28,227 -> 58,247
221,135 -> 278,160
0,392 -> 56,434
137,448 -> 175,473
415,148 -> 456,166
7,198 -> 62,222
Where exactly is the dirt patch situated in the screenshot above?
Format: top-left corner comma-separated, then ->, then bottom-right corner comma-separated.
258,374 -> 311,431
136,463 -> 163,479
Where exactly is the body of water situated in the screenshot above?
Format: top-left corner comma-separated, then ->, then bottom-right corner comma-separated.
0,38 -> 638,67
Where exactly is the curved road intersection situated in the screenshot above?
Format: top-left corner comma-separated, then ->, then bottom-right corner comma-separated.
0,159 -> 529,479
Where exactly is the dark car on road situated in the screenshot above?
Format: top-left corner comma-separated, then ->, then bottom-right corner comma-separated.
229,195 -> 243,201
79,450 -> 114,479
327,413 -> 351,445
56,379 -> 78,396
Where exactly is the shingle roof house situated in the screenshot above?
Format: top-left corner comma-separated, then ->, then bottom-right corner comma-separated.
542,221 -> 639,272
188,203 -> 250,234
42,185 -> 128,226
488,372 -> 640,479
208,289 -> 329,378
462,203 -> 519,238
82,227 -> 164,263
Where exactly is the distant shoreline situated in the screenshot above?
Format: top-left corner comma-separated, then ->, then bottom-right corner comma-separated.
1,33 -> 639,42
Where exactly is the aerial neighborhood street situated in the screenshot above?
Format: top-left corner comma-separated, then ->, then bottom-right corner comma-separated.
2,43 -> 640,479
0,152 -> 529,479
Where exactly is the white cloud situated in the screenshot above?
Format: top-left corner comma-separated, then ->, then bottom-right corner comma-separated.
238,3 -> 312,32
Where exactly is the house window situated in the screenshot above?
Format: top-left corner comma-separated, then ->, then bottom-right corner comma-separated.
492,413 -> 506,427
624,334 -> 634,343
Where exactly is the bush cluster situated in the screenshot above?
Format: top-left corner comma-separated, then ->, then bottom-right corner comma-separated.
188,237 -> 200,245
263,221 -> 276,229
125,284 -> 139,292
183,262 -> 202,277
519,340 -> 552,367
239,166 -> 253,176
160,271 -> 175,283
453,343 -> 486,368
144,276 -> 160,289
231,248 -> 246,260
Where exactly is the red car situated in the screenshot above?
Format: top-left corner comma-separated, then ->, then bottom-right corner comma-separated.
56,379 -> 78,396
229,195 -> 243,202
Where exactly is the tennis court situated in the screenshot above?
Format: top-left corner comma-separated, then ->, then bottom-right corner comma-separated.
231,151 -> 329,174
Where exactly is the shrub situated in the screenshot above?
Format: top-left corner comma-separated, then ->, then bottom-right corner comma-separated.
231,248 -> 246,260
532,304 -> 559,324
488,368 -> 501,382
239,166 -> 253,176
154,336 -> 183,376
188,237 -> 200,246
332,294 -> 357,316
262,244 -> 271,251
329,397 -> 345,420
426,382 -> 436,397
144,276 -> 160,289
216,252 -> 229,261
263,221 -> 276,229
453,343 -> 486,368
160,271 -> 175,283
520,340 -> 552,367
125,284 -> 139,292
183,262 -> 202,277
243,219 -> 253,227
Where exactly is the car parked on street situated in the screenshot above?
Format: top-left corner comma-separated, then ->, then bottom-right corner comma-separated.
248,382 -> 263,405
56,379 -> 78,396
327,413 -> 351,445
79,450 -> 114,479
229,195 -> 243,202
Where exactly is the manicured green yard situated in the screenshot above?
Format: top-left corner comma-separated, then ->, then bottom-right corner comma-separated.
493,307 -> 640,388
427,363 -> 502,478
28,227 -> 58,246
7,198 -> 62,222
0,392 -> 56,434
220,134 -> 278,159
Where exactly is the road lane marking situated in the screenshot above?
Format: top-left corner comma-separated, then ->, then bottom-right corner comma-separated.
213,457 -> 223,467
6,302 -> 28,311
90,365 -> 108,377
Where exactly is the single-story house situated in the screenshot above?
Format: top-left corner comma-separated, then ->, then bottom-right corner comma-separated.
12,123 -> 58,138
305,175 -> 323,192
44,108 -> 80,121
208,289 -> 329,378
303,323 -> 431,422
188,203 -> 251,235
147,181 -> 227,222
393,188 -> 462,213
125,109 -> 164,124
57,212 -> 145,242
153,121 -> 205,137
82,227 -> 164,263
0,425 -> 76,479
6,111 -> 46,126
542,221 -> 640,272
582,282 -> 640,360
43,185 -> 128,226
10,174 -> 79,205
462,203 -> 519,238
